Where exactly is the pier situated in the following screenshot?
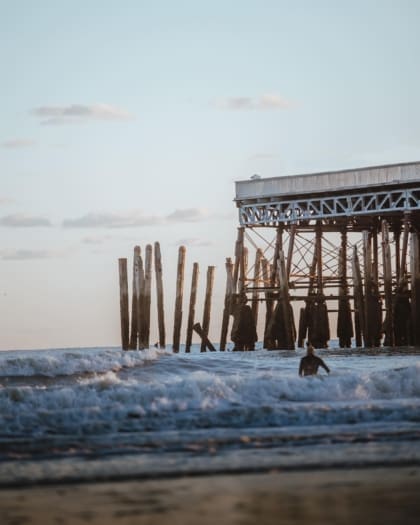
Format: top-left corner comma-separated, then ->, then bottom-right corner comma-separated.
118,161 -> 420,351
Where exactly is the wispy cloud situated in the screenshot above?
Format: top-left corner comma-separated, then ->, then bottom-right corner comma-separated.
1,138 -> 36,149
174,237 -> 213,247
166,208 -> 209,223
0,197 -> 14,206
0,249 -> 55,260
0,214 -> 52,227
31,103 -> 133,125
63,211 -> 163,229
214,93 -> 293,111
63,208 -> 221,229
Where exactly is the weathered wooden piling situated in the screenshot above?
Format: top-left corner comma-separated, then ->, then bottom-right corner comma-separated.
138,244 -> 152,349
154,242 -> 165,349
262,257 -> 274,349
363,231 -> 382,347
381,220 -> 394,346
173,246 -> 186,352
352,246 -> 364,347
394,214 -> 412,345
251,248 -> 262,324
118,258 -> 130,350
137,250 -> 145,348
286,225 -> 296,278
410,231 -> 420,345
232,228 -> 244,294
193,322 -> 216,351
220,258 -> 234,351
129,246 -> 141,349
337,230 -> 353,348
201,266 -> 215,352
185,262 -> 199,353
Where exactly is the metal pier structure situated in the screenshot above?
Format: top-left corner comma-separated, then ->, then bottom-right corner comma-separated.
232,161 -> 420,349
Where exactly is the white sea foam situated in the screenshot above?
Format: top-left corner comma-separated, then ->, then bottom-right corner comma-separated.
0,347 -> 164,377
0,348 -> 419,440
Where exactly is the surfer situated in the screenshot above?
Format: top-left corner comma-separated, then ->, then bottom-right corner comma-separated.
299,342 -> 330,376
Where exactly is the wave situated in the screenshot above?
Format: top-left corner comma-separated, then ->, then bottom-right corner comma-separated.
0,347 -> 165,378
0,364 -> 419,439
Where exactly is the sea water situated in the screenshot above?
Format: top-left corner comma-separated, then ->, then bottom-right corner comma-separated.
0,344 -> 419,485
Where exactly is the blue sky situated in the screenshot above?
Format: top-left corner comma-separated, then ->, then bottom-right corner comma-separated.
1,0 -> 420,350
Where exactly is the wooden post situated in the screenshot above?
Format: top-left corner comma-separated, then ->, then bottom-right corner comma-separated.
276,250 -> 295,349
154,242 -> 165,349
262,257 -> 273,349
362,230 -> 372,347
201,266 -> 215,352
220,258 -> 234,351
315,223 -> 323,294
399,213 -> 410,284
337,228 -> 353,348
239,243 -> 247,295
137,251 -> 145,348
381,220 -> 394,346
271,226 -> 283,288
142,244 -> 152,349
251,248 -> 262,324
352,245 -> 364,347
185,262 -> 199,353
410,232 -> 420,346
129,246 -> 140,349
286,224 -> 296,278
193,322 -> 216,352
173,246 -> 186,352
394,227 -> 401,280
372,229 -> 379,284
232,227 -> 244,294
118,258 -> 130,351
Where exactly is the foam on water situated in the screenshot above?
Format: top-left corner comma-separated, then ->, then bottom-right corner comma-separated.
0,346 -> 419,483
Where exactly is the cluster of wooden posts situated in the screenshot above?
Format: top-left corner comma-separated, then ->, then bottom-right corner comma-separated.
118,242 -> 221,352
118,214 -> 420,351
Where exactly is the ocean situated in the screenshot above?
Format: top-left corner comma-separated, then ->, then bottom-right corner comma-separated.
0,344 -> 419,486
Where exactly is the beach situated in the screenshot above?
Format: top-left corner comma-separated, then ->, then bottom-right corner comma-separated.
1,466 -> 419,525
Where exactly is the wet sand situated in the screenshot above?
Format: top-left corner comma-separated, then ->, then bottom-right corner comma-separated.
0,466 -> 419,525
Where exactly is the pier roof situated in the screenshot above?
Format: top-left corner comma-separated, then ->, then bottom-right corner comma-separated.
235,161 -> 420,227
235,161 -> 420,202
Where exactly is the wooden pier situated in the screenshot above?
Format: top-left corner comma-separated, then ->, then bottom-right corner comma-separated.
118,161 -> 420,351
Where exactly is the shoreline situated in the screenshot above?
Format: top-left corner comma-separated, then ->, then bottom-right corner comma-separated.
1,465 -> 419,524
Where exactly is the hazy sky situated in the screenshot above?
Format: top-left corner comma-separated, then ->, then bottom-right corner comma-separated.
1,0 -> 419,350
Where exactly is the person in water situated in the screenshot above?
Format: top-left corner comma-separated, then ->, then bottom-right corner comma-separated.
299,342 -> 330,376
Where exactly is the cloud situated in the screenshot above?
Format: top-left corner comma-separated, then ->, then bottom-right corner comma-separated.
0,249 -> 55,260
214,93 -> 293,111
63,208 -> 227,229
166,208 -> 209,223
1,139 -> 36,149
0,197 -> 14,206
0,214 -> 52,227
63,211 -> 163,229
174,237 -> 213,247
31,104 -> 133,125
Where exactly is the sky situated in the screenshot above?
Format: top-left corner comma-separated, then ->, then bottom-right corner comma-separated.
1,0 -> 420,350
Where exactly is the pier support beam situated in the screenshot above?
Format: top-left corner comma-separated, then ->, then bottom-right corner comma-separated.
410,231 -> 420,346
337,229 -> 353,348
